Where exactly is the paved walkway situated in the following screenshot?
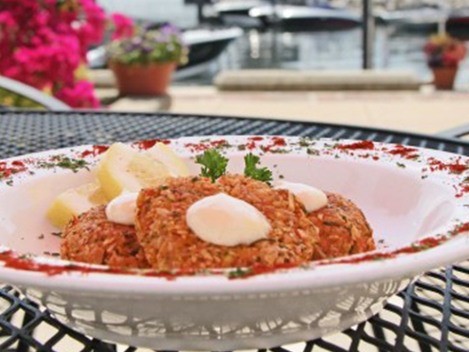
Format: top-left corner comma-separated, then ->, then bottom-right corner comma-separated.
99,86 -> 469,136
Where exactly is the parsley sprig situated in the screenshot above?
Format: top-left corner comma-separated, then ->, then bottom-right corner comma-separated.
195,149 -> 273,184
195,149 -> 228,182
244,153 -> 272,183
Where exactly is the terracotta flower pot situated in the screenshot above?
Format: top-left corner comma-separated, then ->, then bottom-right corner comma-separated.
431,66 -> 458,90
110,62 -> 177,96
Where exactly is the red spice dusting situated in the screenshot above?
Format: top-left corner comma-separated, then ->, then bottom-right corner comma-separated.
455,183 -> 469,198
337,140 -> 375,150
185,143 -> 206,152
454,222 -> 469,234
333,251 -> 395,264
0,252 -> 82,275
372,156 -> 380,161
185,139 -> 228,152
244,136 -> 265,150
428,157 -> 469,174
134,139 -> 171,150
0,250 -> 199,278
262,136 -> 287,152
244,136 -> 287,152
211,139 -> 229,148
271,136 -> 286,146
245,141 -> 257,150
0,160 -> 28,179
248,136 -> 264,141
387,145 -> 419,160
80,145 -> 109,158
332,222 -> 468,265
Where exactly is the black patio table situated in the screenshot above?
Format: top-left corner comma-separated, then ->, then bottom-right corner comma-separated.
0,110 -> 467,352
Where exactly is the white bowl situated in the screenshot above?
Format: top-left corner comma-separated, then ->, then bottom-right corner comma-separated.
0,136 -> 467,350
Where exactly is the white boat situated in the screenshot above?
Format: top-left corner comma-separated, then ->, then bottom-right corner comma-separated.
87,27 -> 243,79
374,4 -> 447,30
213,0 -> 268,16
447,7 -> 469,30
249,5 -> 361,31
210,0 -> 268,27
175,27 -> 243,79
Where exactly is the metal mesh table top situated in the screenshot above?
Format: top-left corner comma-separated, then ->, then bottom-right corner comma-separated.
1,110 -> 468,159
0,110 -> 467,352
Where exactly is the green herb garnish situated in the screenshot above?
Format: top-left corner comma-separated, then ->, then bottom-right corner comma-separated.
244,153 -> 272,183
39,156 -> 89,173
228,267 -> 252,279
195,149 -> 228,182
299,137 -> 314,147
55,157 -> 88,172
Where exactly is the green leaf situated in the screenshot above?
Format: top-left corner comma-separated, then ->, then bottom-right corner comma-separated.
244,153 -> 272,183
195,149 -> 228,182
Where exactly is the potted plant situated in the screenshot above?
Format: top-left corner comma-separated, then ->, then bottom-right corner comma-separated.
424,34 -> 467,90
107,22 -> 188,96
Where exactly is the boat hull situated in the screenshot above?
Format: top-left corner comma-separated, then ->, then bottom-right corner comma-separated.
250,5 -> 361,31
375,6 -> 445,32
447,8 -> 469,29
279,17 -> 360,31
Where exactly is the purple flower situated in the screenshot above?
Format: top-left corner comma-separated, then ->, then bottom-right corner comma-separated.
160,23 -> 182,40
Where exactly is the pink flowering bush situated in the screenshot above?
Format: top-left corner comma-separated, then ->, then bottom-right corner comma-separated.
55,81 -> 101,108
111,13 -> 135,40
0,0 -> 111,108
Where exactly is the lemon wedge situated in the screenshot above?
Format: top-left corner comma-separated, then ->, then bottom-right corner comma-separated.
47,142 -> 189,229
96,142 -> 171,200
145,142 -> 190,177
47,182 -> 107,229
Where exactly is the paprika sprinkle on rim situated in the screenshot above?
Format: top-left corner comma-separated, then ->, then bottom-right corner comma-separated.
245,136 -> 265,150
387,144 -> 420,160
428,157 -> 469,174
133,139 -> 171,150
336,140 -> 375,150
184,139 -> 230,153
80,145 -> 109,158
0,160 -> 28,180
261,136 -> 288,153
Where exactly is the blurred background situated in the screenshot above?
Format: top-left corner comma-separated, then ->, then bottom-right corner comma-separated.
91,0 -> 469,86
1,0 -> 469,134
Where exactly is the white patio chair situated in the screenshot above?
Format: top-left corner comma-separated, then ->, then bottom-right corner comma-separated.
0,75 -> 71,111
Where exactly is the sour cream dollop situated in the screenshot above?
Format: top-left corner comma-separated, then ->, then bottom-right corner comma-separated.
274,181 -> 327,212
105,192 -> 139,225
186,193 -> 271,246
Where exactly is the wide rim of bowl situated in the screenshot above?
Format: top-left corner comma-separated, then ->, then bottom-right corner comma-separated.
0,135 -> 467,295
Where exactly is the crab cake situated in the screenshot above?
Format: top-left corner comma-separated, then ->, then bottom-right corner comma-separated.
61,206 -> 149,268
309,193 -> 375,260
135,175 -> 319,271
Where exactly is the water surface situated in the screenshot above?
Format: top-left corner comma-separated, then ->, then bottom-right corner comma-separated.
178,26 -> 469,89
